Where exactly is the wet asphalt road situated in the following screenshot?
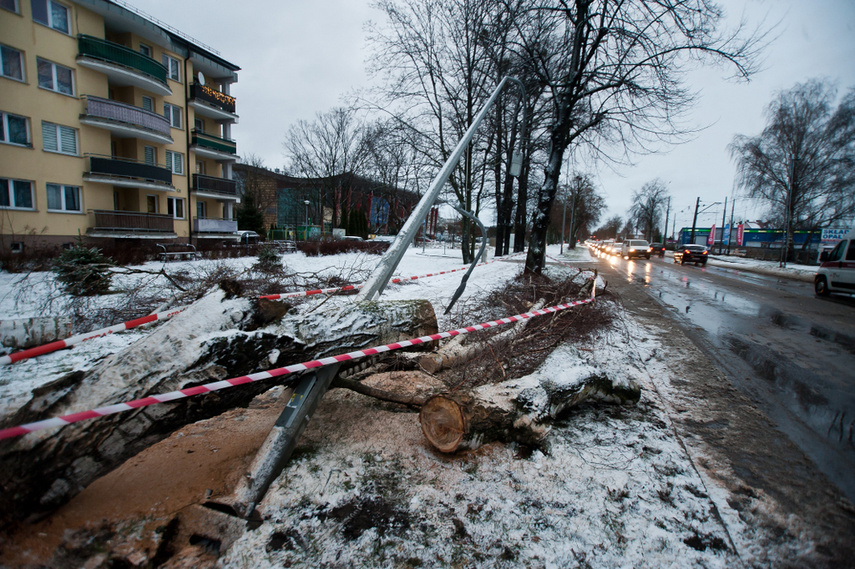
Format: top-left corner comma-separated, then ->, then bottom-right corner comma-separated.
595,250 -> 855,502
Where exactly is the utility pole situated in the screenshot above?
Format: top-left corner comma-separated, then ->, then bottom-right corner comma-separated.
726,199 -> 735,255
780,154 -> 797,268
720,196 -> 727,254
663,197 -> 670,244
690,197 -> 700,244
560,188 -> 566,254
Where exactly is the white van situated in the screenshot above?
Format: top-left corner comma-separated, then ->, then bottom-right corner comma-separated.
815,229 -> 855,296
620,239 -> 651,259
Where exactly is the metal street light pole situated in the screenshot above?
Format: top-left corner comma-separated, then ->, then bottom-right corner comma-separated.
304,199 -> 310,241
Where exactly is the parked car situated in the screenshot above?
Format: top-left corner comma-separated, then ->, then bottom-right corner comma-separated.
621,239 -> 651,259
815,229 -> 855,296
234,230 -> 261,244
674,244 -> 708,265
649,243 -> 666,257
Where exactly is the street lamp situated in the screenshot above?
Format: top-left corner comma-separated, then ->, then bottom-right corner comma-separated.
304,199 -> 310,241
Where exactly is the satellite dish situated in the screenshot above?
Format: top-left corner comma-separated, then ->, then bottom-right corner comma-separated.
197,71 -> 205,86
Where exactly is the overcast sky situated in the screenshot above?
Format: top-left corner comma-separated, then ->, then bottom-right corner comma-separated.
136,0 -> 855,231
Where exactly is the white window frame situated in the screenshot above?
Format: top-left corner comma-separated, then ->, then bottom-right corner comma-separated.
141,95 -> 154,112
0,178 -> 35,210
1,0 -> 20,14
143,145 -> 156,165
161,54 -> 180,82
31,0 -> 70,34
1,110 -> 30,146
167,197 -> 185,219
139,43 -> 152,58
163,103 -> 182,129
165,150 -> 183,174
41,121 -> 77,155
46,182 -> 81,212
0,44 -> 25,82
194,117 -> 204,133
37,57 -> 74,95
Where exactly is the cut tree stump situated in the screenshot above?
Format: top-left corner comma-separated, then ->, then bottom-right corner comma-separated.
0,286 -> 437,527
420,346 -> 640,453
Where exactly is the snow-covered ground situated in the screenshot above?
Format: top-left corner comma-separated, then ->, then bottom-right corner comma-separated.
0,245 -> 818,567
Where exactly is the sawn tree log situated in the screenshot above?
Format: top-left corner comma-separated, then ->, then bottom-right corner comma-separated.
420,347 -> 640,453
0,286 -> 436,527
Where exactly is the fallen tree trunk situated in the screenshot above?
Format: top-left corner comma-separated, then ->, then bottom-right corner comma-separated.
420,346 -> 639,453
0,286 -> 436,527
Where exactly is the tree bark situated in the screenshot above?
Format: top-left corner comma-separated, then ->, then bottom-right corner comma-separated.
0,289 -> 436,527
420,357 -> 639,453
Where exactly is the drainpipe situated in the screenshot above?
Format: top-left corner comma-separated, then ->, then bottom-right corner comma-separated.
184,53 -> 193,246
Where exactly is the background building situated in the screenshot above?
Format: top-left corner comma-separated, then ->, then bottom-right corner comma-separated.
0,0 -> 240,257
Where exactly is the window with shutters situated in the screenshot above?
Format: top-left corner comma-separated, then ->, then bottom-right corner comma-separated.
164,103 -> 182,129
37,57 -> 74,95
1,111 -> 30,146
161,54 -> 180,82
1,45 -> 24,81
41,121 -> 77,155
142,95 -> 153,112
144,145 -> 155,165
46,183 -> 81,212
31,0 -> 70,34
165,150 -> 183,174
1,0 -> 19,14
0,178 -> 34,209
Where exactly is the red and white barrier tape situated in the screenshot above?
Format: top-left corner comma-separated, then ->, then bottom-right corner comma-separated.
0,307 -> 189,366
0,295 -> 595,440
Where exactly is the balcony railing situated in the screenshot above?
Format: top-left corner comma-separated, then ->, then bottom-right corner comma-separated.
190,83 -> 236,114
193,173 -> 237,196
91,210 -> 174,232
191,129 -> 237,155
82,96 -> 171,136
78,35 -> 168,86
194,217 -> 238,233
88,156 -> 172,185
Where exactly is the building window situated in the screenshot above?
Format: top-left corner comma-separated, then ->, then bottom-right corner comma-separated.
31,0 -> 70,34
165,150 -> 183,174
144,145 -> 155,165
195,160 -> 205,175
146,195 -> 157,213
1,0 -> 19,14
41,121 -> 77,155
37,57 -> 74,95
139,43 -> 151,58
163,103 -> 182,129
46,183 -> 80,212
161,54 -> 180,82
1,111 -> 29,146
194,117 -> 204,132
141,95 -> 153,112
196,200 -> 206,219
1,45 -> 24,81
167,197 -> 184,219
0,178 -> 34,209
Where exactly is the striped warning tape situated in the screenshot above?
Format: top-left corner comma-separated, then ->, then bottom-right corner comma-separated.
0,253 -> 525,366
0,295 -> 595,440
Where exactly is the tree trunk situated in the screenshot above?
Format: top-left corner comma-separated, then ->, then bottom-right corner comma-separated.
420,356 -> 640,453
0,289 -> 436,527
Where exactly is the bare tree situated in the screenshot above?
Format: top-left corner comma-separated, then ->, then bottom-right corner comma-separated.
283,107 -> 371,230
595,214 -> 623,240
234,154 -> 273,237
730,79 -> 855,258
629,179 -> 670,242
510,0 -> 763,274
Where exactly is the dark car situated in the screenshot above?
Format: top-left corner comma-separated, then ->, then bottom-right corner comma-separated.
674,244 -> 708,265
649,243 -> 666,257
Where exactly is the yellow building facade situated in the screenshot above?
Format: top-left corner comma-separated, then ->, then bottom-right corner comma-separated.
0,0 -> 240,255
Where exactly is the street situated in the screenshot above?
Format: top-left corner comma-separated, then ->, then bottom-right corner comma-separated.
595,250 -> 855,503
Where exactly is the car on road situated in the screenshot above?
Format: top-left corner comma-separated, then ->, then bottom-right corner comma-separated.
815,228 -> 855,296
621,239 -> 652,259
649,243 -> 666,257
674,244 -> 709,265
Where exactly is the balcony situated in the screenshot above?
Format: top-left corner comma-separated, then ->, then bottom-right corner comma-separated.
77,35 -> 172,96
191,129 -> 237,161
189,83 -> 238,122
194,217 -> 238,233
88,210 -> 176,238
84,156 -> 174,191
192,174 -> 239,200
79,96 -> 173,144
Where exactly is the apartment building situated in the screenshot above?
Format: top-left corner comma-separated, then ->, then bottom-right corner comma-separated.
0,0 -> 240,255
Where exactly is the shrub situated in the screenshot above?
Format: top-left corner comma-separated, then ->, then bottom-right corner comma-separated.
253,244 -> 284,273
52,246 -> 114,296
